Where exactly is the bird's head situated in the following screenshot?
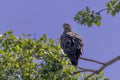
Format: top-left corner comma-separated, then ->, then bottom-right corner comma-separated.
63,23 -> 72,32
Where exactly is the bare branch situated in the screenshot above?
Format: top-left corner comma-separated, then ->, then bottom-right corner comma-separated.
97,56 -> 120,73
78,67 -> 96,72
71,67 -> 97,76
79,57 -> 105,65
96,8 -> 107,14
84,56 -> 120,80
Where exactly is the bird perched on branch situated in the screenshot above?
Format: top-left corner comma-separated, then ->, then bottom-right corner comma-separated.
60,23 -> 83,66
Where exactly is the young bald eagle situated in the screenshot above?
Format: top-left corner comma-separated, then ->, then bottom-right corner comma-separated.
60,23 -> 83,66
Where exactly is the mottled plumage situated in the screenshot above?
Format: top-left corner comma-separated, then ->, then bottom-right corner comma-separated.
60,23 -> 83,66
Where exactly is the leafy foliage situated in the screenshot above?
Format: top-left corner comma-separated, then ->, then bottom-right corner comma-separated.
0,31 -> 77,80
74,7 -> 101,27
80,72 -> 109,80
74,0 -> 120,27
0,31 -> 108,80
106,0 -> 120,16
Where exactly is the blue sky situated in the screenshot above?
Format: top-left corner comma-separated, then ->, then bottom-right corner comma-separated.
0,0 -> 120,80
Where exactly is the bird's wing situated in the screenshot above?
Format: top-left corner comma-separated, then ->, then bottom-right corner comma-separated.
66,32 -> 83,45
60,31 -> 83,66
66,32 -> 82,41
60,31 -> 83,54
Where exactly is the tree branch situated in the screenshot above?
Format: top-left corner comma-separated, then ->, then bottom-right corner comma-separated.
97,56 -> 120,73
79,57 -> 105,65
73,67 -> 97,74
96,8 -> 107,14
84,56 -> 120,80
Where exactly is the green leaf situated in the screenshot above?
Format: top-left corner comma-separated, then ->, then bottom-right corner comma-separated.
106,2 -> 111,8
111,11 -> 116,16
87,21 -> 93,27
104,78 -> 109,80
0,50 -> 4,54
15,63 -> 19,68
14,45 -> 20,52
49,38 -> 54,44
98,72 -> 104,79
76,73 -> 80,77
111,0 -> 118,6
96,21 -> 101,26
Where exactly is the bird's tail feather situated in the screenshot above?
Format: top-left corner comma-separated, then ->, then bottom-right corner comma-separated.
68,54 -> 78,66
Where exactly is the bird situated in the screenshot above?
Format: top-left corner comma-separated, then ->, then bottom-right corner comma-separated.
60,23 -> 83,66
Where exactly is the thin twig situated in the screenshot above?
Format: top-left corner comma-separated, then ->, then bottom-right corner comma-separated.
73,67 -> 97,74
97,8 -> 107,14
79,57 -> 105,65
